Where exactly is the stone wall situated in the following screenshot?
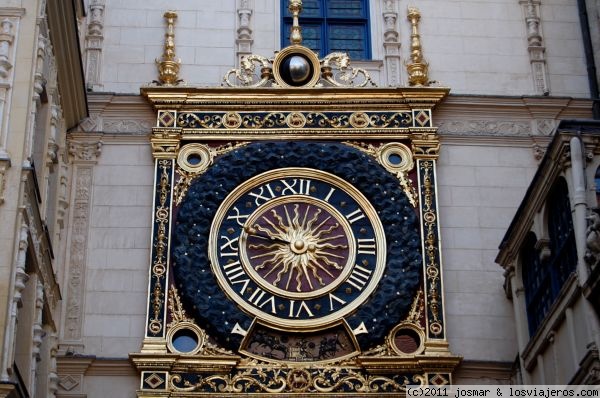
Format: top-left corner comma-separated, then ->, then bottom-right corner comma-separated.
94,0 -> 590,96
84,139 -> 153,356
438,143 -> 537,364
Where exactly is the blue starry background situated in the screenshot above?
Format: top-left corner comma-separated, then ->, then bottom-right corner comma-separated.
171,141 -> 422,349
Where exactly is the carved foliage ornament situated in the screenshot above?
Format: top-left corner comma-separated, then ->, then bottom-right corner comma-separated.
223,48 -> 375,88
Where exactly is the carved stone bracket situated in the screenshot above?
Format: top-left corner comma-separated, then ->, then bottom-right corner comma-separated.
151,128 -> 181,159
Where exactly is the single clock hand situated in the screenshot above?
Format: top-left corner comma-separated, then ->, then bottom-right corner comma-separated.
243,224 -> 289,244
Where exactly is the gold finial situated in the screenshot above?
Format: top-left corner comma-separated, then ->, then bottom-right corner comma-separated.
406,7 -> 429,86
156,10 -> 181,85
289,0 -> 303,45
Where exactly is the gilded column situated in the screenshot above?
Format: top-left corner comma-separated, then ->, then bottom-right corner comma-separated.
59,138 -> 102,353
155,11 -> 181,86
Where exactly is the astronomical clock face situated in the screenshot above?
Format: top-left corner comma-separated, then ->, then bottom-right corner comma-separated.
172,142 -> 421,363
209,168 -> 386,330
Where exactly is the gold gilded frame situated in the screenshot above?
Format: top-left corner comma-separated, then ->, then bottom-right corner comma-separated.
273,45 -> 321,88
133,85 -> 461,397
208,167 -> 386,331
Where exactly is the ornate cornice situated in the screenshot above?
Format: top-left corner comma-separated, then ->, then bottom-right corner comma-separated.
141,86 -> 450,111
77,93 -> 594,142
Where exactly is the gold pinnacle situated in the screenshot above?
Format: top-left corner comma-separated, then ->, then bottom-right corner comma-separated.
289,0 -> 303,45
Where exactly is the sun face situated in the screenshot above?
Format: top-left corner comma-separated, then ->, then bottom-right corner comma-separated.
209,167 -> 386,329
244,202 -> 350,295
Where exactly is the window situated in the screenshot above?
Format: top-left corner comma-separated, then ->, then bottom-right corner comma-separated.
522,178 -> 577,336
521,233 -> 552,336
281,0 -> 371,60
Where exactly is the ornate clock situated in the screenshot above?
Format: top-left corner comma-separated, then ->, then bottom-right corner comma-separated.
172,142 -> 422,362
134,5 -> 462,393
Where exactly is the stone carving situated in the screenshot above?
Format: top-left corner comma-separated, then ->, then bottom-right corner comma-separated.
63,168 -> 92,342
62,142 -> 101,346
47,104 -> 61,166
0,158 -> 9,205
34,32 -> 47,101
68,141 -> 102,161
382,0 -> 402,86
14,223 -> 30,307
520,0 -> 550,94
22,175 -> 58,309
77,115 -> 102,132
58,374 -> 80,391
48,333 -> 59,398
29,279 -> 44,395
0,223 -> 29,381
56,163 -> 69,230
103,118 -> 153,133
84,0 -> 105,90
532,143 -> 546,161
536,119 -> 556,135
0,17 -> 17,159
0,18 -> 15,80
236,0 -> 253,63
437,120 -> 531,136
585,209 -> 600,269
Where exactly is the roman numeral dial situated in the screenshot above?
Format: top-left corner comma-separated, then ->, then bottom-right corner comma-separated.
209,168 -> 386,330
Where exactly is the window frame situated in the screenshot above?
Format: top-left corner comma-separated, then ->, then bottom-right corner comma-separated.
280,0 -> 372,60
521,178 -> 577,336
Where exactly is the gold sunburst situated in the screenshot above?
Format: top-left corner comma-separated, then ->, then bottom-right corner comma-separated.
246,203 -> 348,293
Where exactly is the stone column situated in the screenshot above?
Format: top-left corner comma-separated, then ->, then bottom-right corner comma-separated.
520,0 -> 550,95
84,0 -> 105,91
59,138 -> 102,354
508,265 -> 532,384
0,223 -> 29,381
236,0 -> 254,65
382,0 -> 402,86
0,14 -> 19,204
29,278 -> 44,397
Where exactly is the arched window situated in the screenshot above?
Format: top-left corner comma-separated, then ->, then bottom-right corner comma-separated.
523,178 -> 577,336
